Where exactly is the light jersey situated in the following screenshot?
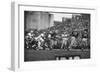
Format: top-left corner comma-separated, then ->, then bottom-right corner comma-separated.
27,33 -> 32,38
35,34 -> 44,42
82,38 -> 87,41
35,34 -> 45,50
71,37 -> 76,42
48,34 -> 51,38
70,37 -> 77,46
62,34 -> 68,41
27,33 -> 34,39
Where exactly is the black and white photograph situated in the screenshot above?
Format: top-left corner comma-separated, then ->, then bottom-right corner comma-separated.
24,11 -> 90,61
10,1 -> 98,71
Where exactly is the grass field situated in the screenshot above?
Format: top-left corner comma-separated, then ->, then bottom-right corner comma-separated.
24,49 -> 90,61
